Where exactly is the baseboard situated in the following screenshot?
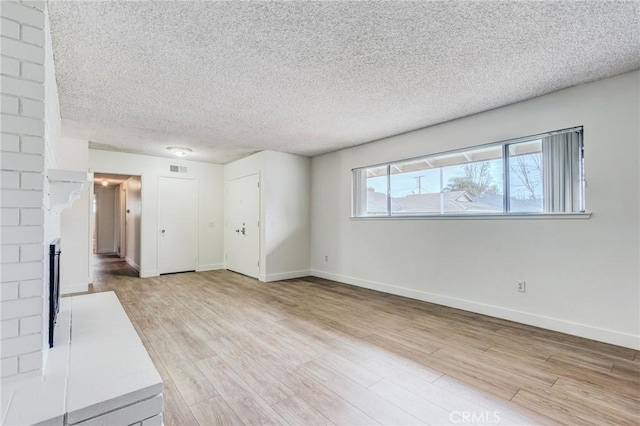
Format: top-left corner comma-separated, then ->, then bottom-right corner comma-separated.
60,283 -> 89,295
310,269 -> 640,350
139,269 -> 158,278
125,257 -> 140,271
96,249 -> 115,254
265,270 -> 311,282
196,263 -> 224,272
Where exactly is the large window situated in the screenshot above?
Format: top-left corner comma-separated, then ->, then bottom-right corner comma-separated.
352,127 -> 584,217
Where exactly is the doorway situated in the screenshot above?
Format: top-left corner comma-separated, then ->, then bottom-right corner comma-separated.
226,173 -> 260,279
92,173 -> 141,277
158,176 -> 197,274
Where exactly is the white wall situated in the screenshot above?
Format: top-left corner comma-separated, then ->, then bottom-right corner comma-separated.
88,149 -> 224,277
263,151 -> 311,281
59,138 -> 90,294
94,185 -> 116,254
224,150 -> 311,282
311,71 -> 640,349
125,176 -> 141,270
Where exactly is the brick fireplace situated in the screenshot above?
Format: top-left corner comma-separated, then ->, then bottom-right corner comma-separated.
1,0 -> 50,380
1,0 -> 90,382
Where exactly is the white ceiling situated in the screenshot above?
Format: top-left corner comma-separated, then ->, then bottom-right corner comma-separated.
49,1 -> 639,164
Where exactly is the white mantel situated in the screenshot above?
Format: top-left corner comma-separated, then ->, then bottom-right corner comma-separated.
45,169 -> 92,214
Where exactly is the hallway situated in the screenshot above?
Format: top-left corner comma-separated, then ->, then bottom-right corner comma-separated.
90,254 -> 139,293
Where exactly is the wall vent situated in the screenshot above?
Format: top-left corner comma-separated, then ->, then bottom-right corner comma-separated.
170,165 -> 188,173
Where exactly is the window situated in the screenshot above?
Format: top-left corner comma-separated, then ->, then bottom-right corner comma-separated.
352,127 -> 584,217
353,165 -> 388,216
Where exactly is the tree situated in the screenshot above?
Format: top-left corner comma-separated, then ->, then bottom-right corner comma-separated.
444,162 -> 495,196
510,153 -> 542,200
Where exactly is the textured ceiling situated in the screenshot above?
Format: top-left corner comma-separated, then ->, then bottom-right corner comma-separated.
49,1 -> 640,164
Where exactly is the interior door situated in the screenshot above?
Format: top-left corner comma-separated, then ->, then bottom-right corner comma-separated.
119,184 -> 126,258
226,174 -> 260,278
159,176 -> 197,274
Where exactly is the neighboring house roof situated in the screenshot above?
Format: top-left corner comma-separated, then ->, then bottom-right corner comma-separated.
366,190 -> 388,213
366,190 -> 501,214
473,193 -> 542,213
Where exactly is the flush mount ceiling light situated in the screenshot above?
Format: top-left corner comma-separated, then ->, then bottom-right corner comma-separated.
167,146 -> 192,157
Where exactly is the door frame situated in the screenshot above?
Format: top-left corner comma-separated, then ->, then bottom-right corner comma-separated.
88,168 -> 144,283
157,175 -> 199,274
224,172 -> 262,279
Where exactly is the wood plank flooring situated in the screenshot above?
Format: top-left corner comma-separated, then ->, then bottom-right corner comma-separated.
85,254 -> 640,425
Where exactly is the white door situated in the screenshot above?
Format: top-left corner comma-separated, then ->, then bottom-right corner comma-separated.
226,174 -> 260,278
159,177 -> 197,274
118,185 -> 126,258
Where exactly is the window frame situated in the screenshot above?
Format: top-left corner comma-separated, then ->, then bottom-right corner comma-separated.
351,126 -> 589,219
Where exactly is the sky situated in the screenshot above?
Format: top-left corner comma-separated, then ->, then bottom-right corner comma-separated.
367,159 -> 504,197
366,155 -> 543,200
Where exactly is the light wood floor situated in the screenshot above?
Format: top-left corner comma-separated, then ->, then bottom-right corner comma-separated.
88,255 -> 639,425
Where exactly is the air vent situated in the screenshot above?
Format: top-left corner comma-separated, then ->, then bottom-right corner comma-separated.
169,165 -> 188,173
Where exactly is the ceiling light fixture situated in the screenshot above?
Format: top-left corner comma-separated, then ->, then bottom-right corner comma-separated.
167,147 -> 192,158
101,179 -> 108,187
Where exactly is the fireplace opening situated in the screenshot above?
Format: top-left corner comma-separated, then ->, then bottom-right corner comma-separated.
49,239 -> 61,348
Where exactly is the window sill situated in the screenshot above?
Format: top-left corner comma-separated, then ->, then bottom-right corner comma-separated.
351,212 -> 592,221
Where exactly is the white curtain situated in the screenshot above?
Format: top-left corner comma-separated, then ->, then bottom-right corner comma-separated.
542,131 -> 581,212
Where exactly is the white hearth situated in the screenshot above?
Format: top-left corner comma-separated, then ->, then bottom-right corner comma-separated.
1,293 -> 163,426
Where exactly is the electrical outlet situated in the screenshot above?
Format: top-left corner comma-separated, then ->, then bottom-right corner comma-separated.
517,281 -> 526,292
